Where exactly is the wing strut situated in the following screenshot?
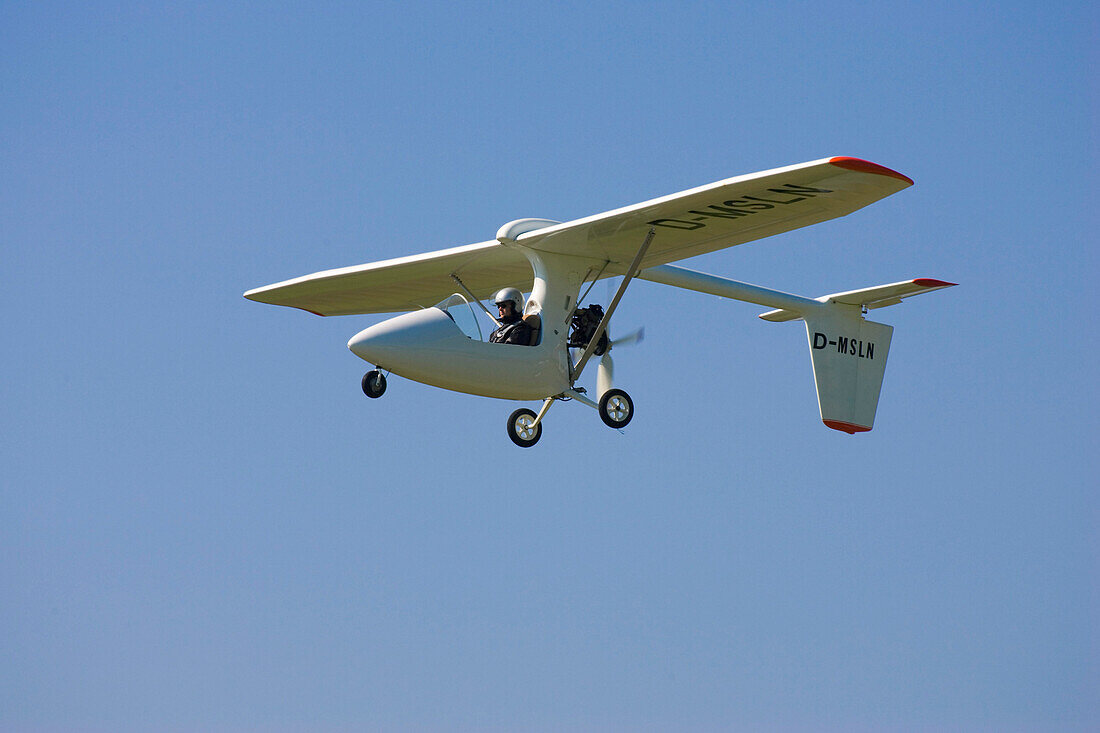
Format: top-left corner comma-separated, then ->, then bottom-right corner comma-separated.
575,260 -> 611,310
570,227 -> 656,384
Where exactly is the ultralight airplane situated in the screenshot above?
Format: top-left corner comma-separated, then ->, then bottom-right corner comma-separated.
245,156 -> 954,446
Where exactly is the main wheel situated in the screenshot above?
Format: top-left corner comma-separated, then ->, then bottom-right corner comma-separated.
361,369 -> 387,398
507,408 -> 542,447
598,388 -> 633,429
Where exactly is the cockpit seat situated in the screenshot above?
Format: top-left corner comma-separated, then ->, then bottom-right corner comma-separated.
522,312 -> 541,346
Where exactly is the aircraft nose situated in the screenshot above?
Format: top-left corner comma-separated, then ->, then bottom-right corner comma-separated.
348,308 -> 466,365
348,327 -> 385,361
347,308 -> 442,363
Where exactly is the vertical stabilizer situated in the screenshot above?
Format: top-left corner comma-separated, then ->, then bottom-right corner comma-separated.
637,265 -> 953,433
803,314 -> 893,433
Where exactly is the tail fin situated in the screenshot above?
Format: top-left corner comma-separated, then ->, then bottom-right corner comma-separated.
637,266 -> 956,433
803,313 -> 893,433
779,279 -> 954,433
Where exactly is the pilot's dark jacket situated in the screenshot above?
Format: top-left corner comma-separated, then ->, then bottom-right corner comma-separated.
489,314 -> 533,346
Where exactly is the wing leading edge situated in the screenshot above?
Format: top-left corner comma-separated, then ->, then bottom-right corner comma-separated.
244,157 -> 912,316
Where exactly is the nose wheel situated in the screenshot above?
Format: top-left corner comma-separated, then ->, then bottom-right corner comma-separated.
361,369 -> 387,398
507,408 -> 542,447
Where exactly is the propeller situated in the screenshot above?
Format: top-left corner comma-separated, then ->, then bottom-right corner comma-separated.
597,326 -> 644,398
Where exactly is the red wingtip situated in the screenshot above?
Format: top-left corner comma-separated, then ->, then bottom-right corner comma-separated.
829,157 -> 914,186
912,278 -> 957,288
823,419 -> 872,434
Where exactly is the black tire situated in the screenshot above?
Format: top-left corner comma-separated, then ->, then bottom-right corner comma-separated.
507,408 -> 542,447
361,370 -> 387,398
598,388 -> 633,429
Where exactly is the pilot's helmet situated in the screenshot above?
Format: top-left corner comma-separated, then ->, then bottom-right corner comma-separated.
493,287 -> 525,314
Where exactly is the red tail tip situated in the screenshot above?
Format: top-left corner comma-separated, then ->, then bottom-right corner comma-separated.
824,419 -> 872,434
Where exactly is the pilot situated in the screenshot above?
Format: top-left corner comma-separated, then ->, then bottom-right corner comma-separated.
488,287 -> 534,346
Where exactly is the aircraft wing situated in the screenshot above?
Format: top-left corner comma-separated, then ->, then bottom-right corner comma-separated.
244,240 -> 531,316
245,157 -> 912,316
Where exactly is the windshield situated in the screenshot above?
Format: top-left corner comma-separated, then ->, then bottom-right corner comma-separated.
433,293 -> 484,341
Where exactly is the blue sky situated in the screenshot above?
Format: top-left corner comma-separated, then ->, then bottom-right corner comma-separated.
2,2 -> 1096,730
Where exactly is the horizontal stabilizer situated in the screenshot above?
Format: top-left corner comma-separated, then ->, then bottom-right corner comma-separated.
760,279 -> 956,322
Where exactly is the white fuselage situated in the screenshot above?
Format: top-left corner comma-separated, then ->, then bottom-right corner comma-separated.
347,245 -> 590,400
348,307 -> 571,399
